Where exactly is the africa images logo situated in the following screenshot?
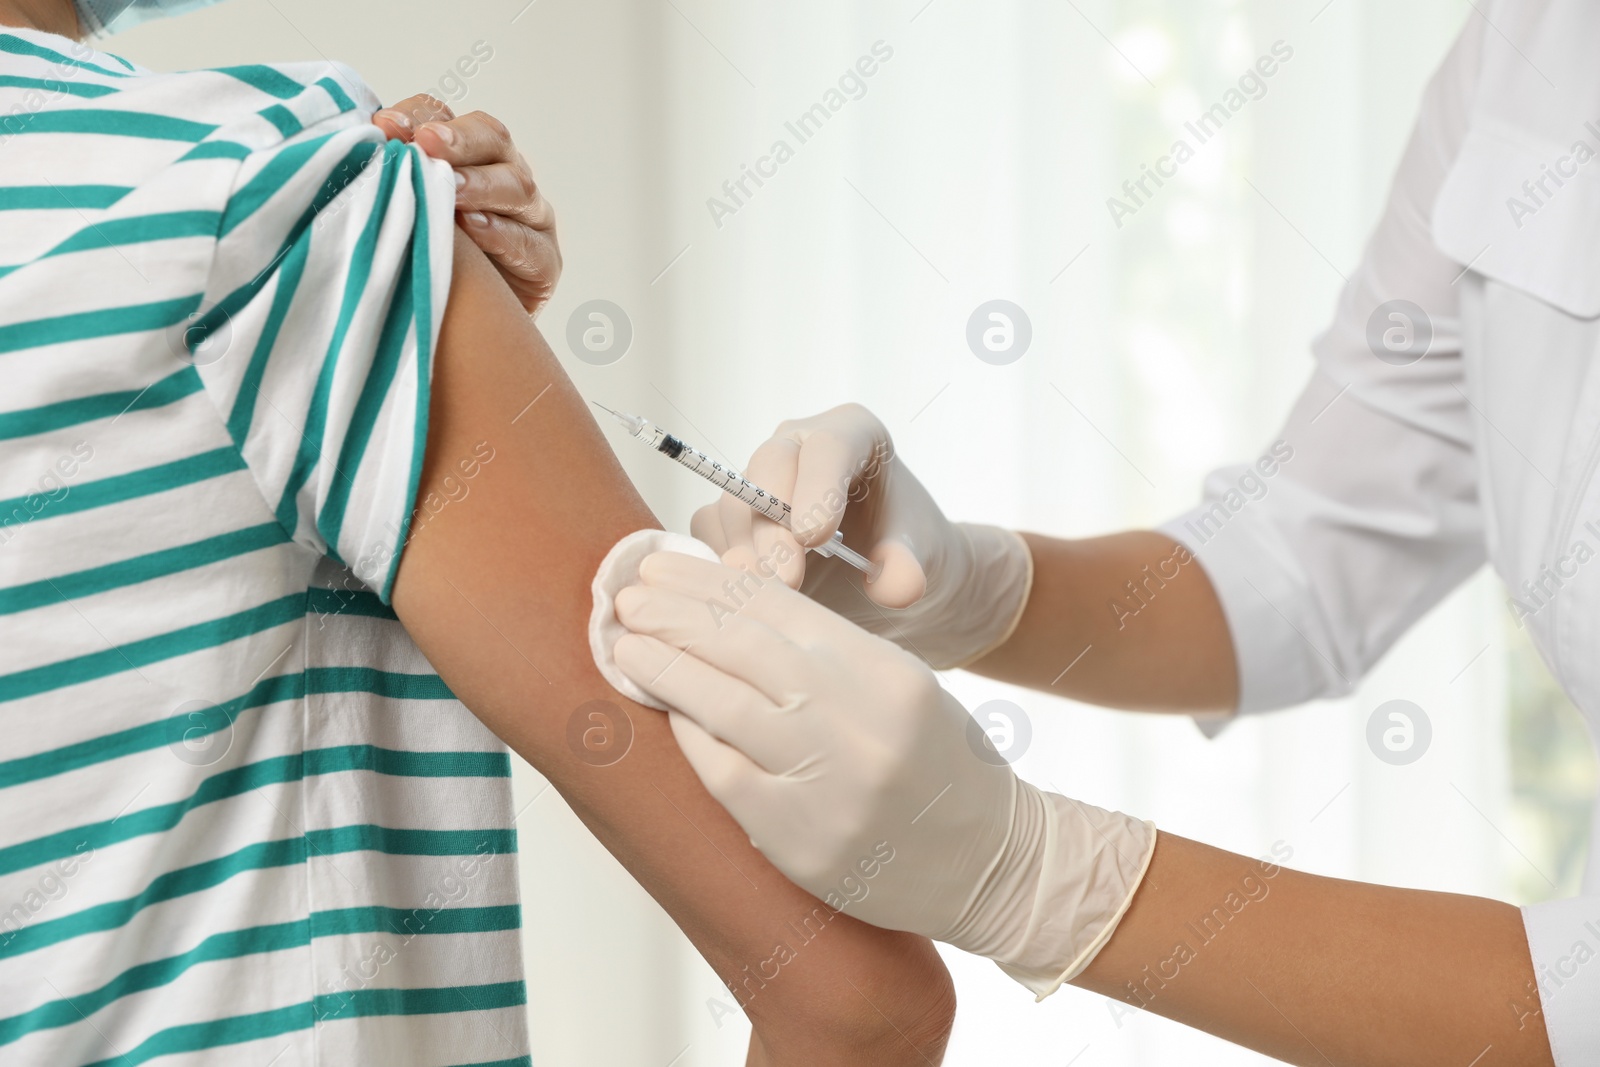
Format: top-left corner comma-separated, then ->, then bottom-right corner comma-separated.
705,41 -> 896,228
1106,40 -> 1294,229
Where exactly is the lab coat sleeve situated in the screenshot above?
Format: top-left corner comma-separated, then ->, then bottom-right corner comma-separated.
1158,15 -> 1489,714
1522,897 -> 1600,1066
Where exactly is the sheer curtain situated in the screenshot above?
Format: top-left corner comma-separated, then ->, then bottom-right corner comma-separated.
122,2 -> 1553,1064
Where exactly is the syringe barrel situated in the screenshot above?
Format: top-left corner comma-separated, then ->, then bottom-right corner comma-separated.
652,429 -> 791,525
602,406 -> 878,580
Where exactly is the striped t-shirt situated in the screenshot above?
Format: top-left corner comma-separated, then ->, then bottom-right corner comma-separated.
0,28 -> 530,1067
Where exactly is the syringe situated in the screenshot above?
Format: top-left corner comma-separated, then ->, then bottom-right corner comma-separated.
593,403 -> 881,580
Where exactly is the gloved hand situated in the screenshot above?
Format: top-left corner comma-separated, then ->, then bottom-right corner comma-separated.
611,549 -> 1156,997
690,404 -> 1033,670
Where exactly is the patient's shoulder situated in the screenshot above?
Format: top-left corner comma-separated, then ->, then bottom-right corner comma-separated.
0,29 -> 432,301
0,27 -> 383,164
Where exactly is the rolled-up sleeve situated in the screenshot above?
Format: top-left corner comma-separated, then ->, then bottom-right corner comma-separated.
1159,15 -> 1488,714
193,95 -> 458,603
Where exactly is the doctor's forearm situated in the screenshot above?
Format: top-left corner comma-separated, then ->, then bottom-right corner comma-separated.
1075,833 -> 1555,1067
970,531 -> 1239,713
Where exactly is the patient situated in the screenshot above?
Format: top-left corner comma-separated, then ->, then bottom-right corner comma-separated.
0,2 -> 954,1063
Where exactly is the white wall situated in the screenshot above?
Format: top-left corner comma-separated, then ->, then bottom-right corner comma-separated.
115,3 -> 1529,1064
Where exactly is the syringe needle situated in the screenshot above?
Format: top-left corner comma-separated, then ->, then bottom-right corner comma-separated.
590,401 -> 646,435
597,405 -> 882,581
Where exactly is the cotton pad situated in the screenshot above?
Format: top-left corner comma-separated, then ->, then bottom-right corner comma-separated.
590,528 -> 722,710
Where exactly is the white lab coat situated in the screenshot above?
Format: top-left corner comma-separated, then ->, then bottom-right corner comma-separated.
1161,3 -> 1600,1060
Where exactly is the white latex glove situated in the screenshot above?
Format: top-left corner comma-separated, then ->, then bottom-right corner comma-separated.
690,403 -> 1033,670
611,549 -> 1156,997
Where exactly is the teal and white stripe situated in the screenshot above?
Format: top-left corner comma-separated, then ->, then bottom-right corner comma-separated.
0,27 -> 529,1067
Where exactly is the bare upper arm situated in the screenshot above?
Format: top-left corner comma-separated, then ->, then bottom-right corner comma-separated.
390,229 -> 953,1061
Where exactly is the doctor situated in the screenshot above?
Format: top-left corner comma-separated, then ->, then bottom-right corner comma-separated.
607,4 -> 1600,1064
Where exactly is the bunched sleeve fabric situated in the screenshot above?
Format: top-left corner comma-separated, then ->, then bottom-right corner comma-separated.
1157,16 -> 1489,715
192,86 -> 458,602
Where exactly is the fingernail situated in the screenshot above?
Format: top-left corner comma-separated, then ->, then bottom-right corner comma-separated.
376,109 -> 411,130
454,171 -> 466,190
425,122 -> 455,146
463,211 -> 489,226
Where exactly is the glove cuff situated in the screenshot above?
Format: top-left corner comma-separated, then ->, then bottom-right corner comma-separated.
912,524 -> 1034,670
993,788 -> 1157,1000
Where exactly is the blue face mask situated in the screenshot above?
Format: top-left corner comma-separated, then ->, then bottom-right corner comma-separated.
73,0 -> 228,36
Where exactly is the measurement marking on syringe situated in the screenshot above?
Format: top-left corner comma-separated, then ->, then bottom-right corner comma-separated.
593,403 -> 880,579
